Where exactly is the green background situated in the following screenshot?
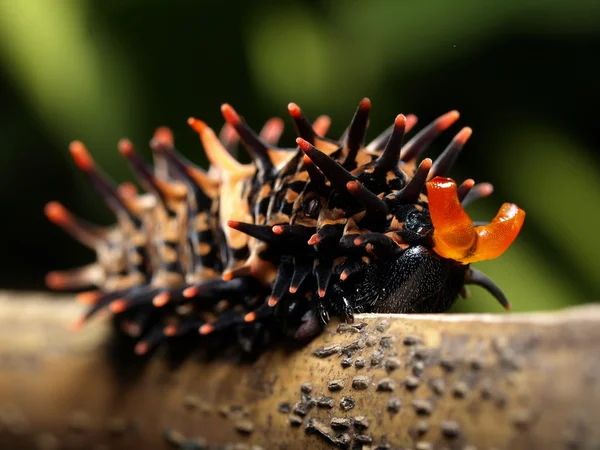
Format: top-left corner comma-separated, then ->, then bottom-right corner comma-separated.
1,0 -> 599,312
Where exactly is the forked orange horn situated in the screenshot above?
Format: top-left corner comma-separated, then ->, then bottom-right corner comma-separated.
426,176 -> 525,264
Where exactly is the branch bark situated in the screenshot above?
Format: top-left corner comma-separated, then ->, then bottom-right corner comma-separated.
0,290 -> 599,450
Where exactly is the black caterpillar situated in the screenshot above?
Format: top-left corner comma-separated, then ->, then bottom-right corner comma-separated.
45,99 -> 525,355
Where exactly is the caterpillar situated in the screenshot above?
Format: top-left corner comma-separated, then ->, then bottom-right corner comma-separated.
44,99 -> 525,355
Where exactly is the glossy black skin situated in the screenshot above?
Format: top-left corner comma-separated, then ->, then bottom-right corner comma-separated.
351,246 -> 467,313
285,246 -> 467,342
351,196 -> 467,314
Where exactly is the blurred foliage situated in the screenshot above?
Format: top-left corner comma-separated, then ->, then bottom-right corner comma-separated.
0,0 -> 598,312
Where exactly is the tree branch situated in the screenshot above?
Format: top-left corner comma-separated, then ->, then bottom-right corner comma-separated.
0,290 -> 599,450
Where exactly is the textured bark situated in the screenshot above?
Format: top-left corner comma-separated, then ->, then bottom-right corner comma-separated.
0,291 -> 599,450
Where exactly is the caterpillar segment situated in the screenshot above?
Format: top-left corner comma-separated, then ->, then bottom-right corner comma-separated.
45,99 -> 525,355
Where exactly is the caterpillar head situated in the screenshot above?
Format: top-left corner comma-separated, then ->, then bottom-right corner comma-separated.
339,176 -> 525,316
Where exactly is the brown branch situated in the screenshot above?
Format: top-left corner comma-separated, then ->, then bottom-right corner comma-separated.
1,290 -> 599,450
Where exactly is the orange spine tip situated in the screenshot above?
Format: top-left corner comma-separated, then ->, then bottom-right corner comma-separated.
187,117 -> 206,133
227,220 -> 239,229
109,299 -> 127,313
288,102 -> 302,118
457,179 -> 476,201
267,297 -> 278,307
454,127 -> 473,145
307,234 -> 320,245
296,138 -> 312,152
164,325 -> 177,336
220,123 -> 238,142
117,139 -> 135,157
45,271 -> 67,289
118,181 -> 138,200
152,292 -> 170,307
183,286 -> 199,298
318,289 -> 326,298
312,115 -> 331,136
134,342 -> 148,355
353,237 -> 363,246
288,286 -> 298,294
153,127 -> 174,147
436,110 -> 460,129
199,324 -> 214,335
405,114 -> 418,132
76,291 -> 101,305
221,104 -> 241,126
272,225 -> 284,235
340,271 -> 349,281
346,181 -> 358,191
44,201 -> 69,226
478,182 -> 494,197
394,114 -> 407,127
259,117 -> 284,144
244,312 -> 257,322
69,141 -> 94,171
359,97 -> 372,110
461,179 -> 476,189
266,117 -> 284,128
421,158 -> 433,170
69,317 -> 85,332
222,272 -> 233,281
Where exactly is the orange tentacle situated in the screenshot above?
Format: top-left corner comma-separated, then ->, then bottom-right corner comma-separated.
426,177 -> 525,264
426,177 -> 476,261
470,203 -> 525,263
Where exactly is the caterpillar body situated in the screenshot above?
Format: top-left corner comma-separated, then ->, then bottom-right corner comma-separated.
45,99 -> 525,355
